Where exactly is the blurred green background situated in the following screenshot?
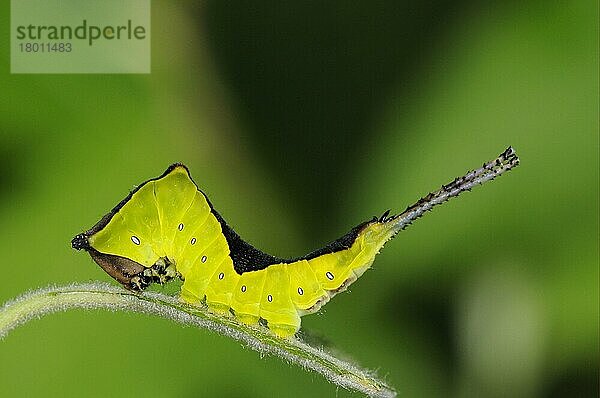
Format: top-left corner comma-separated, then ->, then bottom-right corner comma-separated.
0,1 -> 597,397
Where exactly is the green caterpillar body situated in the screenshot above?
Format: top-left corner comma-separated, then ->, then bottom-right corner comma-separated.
72,164 -> 397,337
72,148 -> 519,337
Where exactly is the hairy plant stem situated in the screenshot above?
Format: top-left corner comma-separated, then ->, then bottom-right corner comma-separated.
0,283 -> 396,398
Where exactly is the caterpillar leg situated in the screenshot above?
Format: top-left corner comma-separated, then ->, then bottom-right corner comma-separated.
259,264 -> 301,337
204,259 -> 241,314
268,316 -> 301,338
230,269 -> 267,326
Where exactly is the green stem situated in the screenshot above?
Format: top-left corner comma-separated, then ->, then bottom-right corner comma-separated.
0,282 -> 396,398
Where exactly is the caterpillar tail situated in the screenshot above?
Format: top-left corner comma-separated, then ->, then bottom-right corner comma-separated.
368,146 -> 520,249
267,147 -> 519,337
336,147 -> 519,293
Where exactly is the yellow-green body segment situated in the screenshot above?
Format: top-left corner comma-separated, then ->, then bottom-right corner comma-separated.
83,165 -> 397,337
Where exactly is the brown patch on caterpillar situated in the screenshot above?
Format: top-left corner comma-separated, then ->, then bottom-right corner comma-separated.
298,273 -> 361,316
86,249 -> 180,292
328,273 -> 358,297
352,260 -> 376,280
87,249 -> 145,289
300,294 -> 331,315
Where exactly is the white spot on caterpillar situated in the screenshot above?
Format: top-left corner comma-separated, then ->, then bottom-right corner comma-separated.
201,256 -> 207,263
190,237 -> 197,245
326,271 -> 334,280
241,285 -> 246,292
218,272 -> 224,280
131,236 -> 140,245
178,223 -> 184,231
298,287 -> 304,295
267,294 -> 273,302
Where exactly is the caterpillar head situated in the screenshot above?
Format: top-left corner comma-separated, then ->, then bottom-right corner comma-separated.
71,233 -> 178,291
